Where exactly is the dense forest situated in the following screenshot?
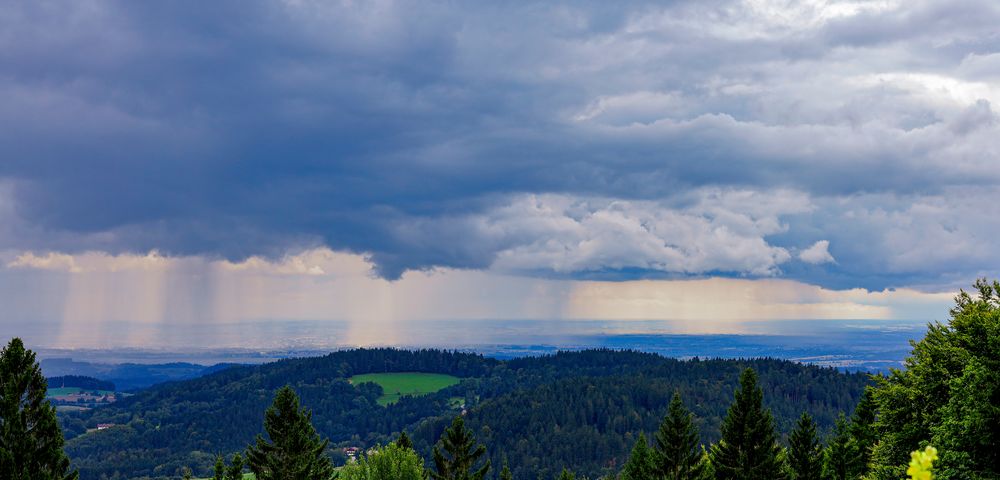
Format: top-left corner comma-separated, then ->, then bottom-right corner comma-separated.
46,376 -> 116,392
5,279 -> 997,479
58,348 -> 867,479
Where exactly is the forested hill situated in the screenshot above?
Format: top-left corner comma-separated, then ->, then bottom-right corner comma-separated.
61,348 -> 870,479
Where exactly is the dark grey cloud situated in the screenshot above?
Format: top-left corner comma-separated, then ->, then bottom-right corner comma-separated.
2,0 -> 999,288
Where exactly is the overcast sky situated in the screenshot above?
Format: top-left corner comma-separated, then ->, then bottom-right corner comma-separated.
2,0 -> 996,345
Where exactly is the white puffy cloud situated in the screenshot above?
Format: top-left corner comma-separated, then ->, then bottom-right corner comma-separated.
799,240 -> 836,264
482,189 -> 807,276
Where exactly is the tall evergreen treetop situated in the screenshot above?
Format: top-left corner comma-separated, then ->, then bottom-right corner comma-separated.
499,459 -> 513,480
213,455 -> 225,480
431,416 -> 490,480
225,453 -> 245,480
822,414 -> 858,480
556,468 -> 576,480
0,338 -> 79,480
655,391 -> 709,480
246,385 -> 336,480
396,431 -> 414,451
710,368 -> 787,480
787,413 -> 822,480
620,432 -> 657,480
848,387 -> 876,477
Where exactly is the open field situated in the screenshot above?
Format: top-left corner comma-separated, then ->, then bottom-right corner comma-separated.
349,372 -> 460,406
47,387 -> 115,397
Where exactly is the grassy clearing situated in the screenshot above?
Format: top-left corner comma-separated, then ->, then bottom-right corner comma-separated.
46,387 -> 115,397
349,372 -> 460,406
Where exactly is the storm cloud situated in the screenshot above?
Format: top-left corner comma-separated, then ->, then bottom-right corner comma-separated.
2,0 -> 999,290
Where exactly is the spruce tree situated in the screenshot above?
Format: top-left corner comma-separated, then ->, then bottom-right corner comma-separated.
500,459 -> 513,480
396,431 -> 414,450
214,455 -> 226,480
431,416 -> 490,480
226,453 -> 245,480
847,388 -> 876,477
246,385 -> 336,480
621,432 -> 656,480
710,368 -> 787,480
0,338 -> 79,480
556,468 -> 576,480
655,392 -> 708,480
821,415 -> 858,480
788,413 -> 823,480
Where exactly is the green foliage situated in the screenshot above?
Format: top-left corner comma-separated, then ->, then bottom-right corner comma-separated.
431,416 -> 490,480
620,433 -> 656,480
246,386 -> 336,480
710,368 -> 787,480
556,468 -> 576,480
788,413 -> 822,480
847,387 -> 876,477
654,392 -> 709,480
226,453 -> 246,480
338,443 -> 425,480
869,279 -> 1000,479
61,349 -> 868,479
0,338 -> 79,480
500,460 -> 513,480
822,415 -> 858,480
396,431 -> 414,451
214,455 -> 226,480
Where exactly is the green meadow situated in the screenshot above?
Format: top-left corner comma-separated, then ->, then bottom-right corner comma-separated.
349,372 -> 460,406
46,387 -> 115,397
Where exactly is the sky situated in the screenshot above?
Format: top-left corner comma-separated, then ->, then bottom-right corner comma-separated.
2,0 -> 997,347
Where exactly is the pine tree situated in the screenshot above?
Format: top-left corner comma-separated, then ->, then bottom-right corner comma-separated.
556,468 -> 576,480
788,413 -> 823,480
710,368 -> 787,480
246,385 -> 336,480
226,453 -> 245,480
182,468 -> 193,480
431,416 -> 490,480
0,338 -> 79,480
621,432 -> 657,480
655,392 -> 709,480
214,455 -> 226,480
848,388 -> 876,477
822,415 -> 858,480
396,431 -> 414,450
500,459 -> 513,480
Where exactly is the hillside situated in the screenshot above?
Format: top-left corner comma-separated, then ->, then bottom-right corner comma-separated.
61,349 -> 869,479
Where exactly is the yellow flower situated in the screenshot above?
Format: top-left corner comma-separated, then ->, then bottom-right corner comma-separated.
906,446 -> 938,480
